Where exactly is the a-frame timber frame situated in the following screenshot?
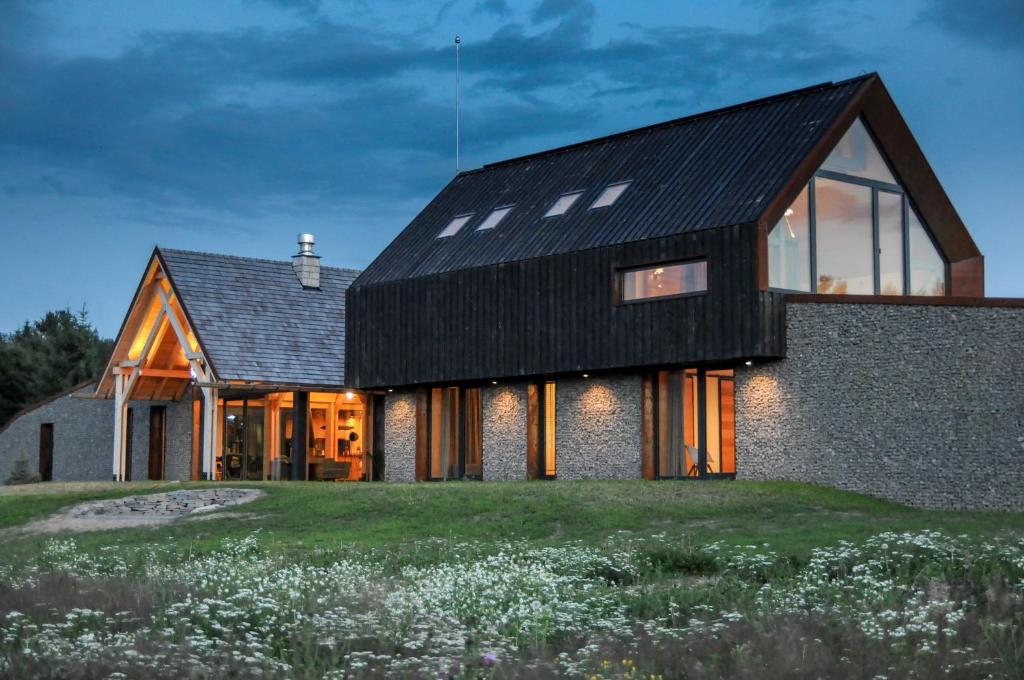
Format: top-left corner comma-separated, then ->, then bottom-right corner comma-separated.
97,251 -> 219,481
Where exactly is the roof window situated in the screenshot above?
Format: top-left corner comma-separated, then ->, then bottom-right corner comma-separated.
476,206 -> 514,231
544,191 -> 584,217
589,181 -> 631,209
437,213 -> 474,238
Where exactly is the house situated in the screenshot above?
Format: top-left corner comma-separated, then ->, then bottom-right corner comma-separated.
345,73 -> 1022,509
1,73 -> 1021,509
0,241 -> 373,484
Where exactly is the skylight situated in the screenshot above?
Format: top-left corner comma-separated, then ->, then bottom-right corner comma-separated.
476,206 -> 514,231
437,214 -> 474,238
544,191 -> 584,217
590,181 -> 631,209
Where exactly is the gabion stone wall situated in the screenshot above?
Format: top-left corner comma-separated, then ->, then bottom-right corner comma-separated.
383,392 -> 417,482
0,385 -> 194,483
735,301 -> 1024,510
554,375 -> 642,480
481,383 -> 527,481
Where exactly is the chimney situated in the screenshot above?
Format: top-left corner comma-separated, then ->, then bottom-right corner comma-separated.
292,233 -> 321,289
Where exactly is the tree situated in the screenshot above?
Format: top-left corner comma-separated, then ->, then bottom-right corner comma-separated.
0,308 -> 113,427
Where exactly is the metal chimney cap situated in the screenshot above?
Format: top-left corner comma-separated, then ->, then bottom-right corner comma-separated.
297,233 -> 315,255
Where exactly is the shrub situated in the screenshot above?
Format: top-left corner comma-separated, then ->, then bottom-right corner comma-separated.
4,457 -> 40,485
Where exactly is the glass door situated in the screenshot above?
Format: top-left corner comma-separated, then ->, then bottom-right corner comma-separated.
428,386 -> 482,480
222,399 -> 266,481
655,368 -> 735,479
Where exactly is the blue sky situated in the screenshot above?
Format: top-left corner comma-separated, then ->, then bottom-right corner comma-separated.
1,0 -> 1022,336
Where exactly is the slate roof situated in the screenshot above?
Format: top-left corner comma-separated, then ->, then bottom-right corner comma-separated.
158,249 -> 359,386
355,75 -> 872,286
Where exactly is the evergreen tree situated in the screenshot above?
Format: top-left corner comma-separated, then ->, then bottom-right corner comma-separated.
0,308 -> 112,427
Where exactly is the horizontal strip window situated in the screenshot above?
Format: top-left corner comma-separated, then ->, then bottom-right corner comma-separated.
620,260 -> 707,302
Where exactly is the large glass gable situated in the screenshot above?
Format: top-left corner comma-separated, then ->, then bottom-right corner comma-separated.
821,118 -> 897,184
768,117 -> 947,297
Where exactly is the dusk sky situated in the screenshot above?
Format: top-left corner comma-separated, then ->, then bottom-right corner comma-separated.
1,0 -> 1022,337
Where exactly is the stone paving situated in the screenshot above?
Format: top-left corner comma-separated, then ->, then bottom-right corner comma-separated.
13,487 -> 264,534
70,488 -> 262,519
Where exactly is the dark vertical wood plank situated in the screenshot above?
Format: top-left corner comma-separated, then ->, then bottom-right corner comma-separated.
640,373 -> 655,480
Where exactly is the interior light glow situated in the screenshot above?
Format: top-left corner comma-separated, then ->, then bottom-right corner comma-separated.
345,391 -> 354,400
744,360 -> 754,367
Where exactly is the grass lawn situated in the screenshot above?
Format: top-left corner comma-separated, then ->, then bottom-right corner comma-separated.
0,480 -> 1022,678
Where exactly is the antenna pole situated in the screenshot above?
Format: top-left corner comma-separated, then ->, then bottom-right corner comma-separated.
455,34 -> 461,175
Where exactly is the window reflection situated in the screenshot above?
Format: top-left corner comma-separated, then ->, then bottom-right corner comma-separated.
821,118 -> 897,184
909,209 -> 946,296
878,191 -> 904,295
767,117 -> 946,298
815,178 -> 874,294
768,185 -> 811,291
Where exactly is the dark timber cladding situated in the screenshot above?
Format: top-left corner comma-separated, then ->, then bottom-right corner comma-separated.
349,225 -> 786,388
347,76 -> 872,388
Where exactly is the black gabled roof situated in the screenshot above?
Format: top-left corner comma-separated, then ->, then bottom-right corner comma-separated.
158,248 -> 359,386
355,74 -> 873,286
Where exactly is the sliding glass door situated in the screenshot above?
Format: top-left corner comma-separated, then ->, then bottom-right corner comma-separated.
427,386 -> 482,480
655,368 -> 735,479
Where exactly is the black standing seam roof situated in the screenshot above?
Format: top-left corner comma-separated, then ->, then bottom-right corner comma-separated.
354,75 -> 872,286
157,248 -> 359,386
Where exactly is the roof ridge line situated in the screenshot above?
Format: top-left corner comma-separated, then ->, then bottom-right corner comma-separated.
467,74 -> 876,174
157,247 -> 362,275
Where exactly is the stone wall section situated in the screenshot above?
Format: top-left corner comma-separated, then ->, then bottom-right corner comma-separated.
0,385 -> 194,482
481,383 -> 527,480
555,375 -> 642,479
735,302 -> 1024,510
383,392 -> 417,482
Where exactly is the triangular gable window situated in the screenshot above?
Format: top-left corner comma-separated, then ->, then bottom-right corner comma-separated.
820,118 -> 896,184
768,117 -> 947,297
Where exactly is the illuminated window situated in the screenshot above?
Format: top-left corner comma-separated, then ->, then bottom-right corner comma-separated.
476,206 -> 514,231
589,181 -> 631,209
437,214 -> 474,238
767,117 -> 946,296
428,387 -> 482,480
543,381 -> 556,478
544,191 -> 584,217
621,260 -> 707,302
655,368 -> 734,479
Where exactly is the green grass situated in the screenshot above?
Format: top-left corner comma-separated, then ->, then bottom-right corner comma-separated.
1,480 -> 1022,563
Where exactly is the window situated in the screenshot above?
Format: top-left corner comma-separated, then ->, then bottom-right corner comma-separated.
821,118 -> 897,184
767,117 -> 946,297
909,208 -> 946,295
767,185 -> 811,291
877,191 -> 904,295
621,260 -> 707,302
476,206 -> 514,231
815,178 -> 873,294
655,368 -> 735,478
428,387 -> 482,480
543,381 -> 556,478
437,214 -> 474,238
590,181 -> 631,209
544,191 -> 584,217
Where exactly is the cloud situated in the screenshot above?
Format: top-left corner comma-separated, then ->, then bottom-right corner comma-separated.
919,0 -> 1024,51
0,1 -> 858,232
474,0 -> 511,17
